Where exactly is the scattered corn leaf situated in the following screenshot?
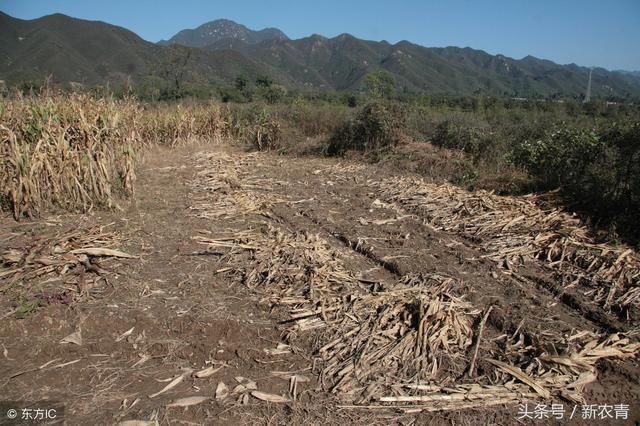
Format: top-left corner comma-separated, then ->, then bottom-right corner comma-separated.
166,396 -> 210,408
250,391 -> 290,403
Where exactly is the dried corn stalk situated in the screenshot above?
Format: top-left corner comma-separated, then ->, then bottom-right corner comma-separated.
320,276 -> 478,396
189,150 -> 640,411
1,225 -> 128,291
371,176 -> 640,311
189,151 -> 284,219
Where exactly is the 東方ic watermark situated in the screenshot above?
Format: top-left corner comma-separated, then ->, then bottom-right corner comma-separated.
0,401 -> 64,424
516,403 -> 630,421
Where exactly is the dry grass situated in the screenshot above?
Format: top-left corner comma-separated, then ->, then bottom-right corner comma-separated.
248,114 -> 281,151
189,151 -> 284,219
319,276 -> 478,398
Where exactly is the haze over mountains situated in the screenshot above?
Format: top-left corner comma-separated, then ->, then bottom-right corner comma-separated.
1,11 -> 640,98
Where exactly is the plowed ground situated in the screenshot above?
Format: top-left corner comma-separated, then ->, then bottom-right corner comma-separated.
1,142 -> 638,425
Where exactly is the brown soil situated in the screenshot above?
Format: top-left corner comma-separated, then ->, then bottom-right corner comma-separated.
1,141 -> 638,425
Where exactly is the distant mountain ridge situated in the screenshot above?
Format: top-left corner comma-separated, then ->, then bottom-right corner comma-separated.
0,12 -> 286,88
1,12 -> 640,98
615,70 -> 640,78
203,33 -> 640,97
158,19 -> 288,48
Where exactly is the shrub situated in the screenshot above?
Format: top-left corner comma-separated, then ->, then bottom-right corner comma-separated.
510,122 -> 640,232
279,98 -> 350,138
326,102 -> 405,155
597,122 -> 640,210
510,126 -> 602,191
218,86 -> 251,103
267,85 -> 288,104
431,115 -> 492,160
364,71 -> 396,99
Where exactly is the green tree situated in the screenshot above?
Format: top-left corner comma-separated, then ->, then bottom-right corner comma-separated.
262,84 -> 287,104
364,71 -> 396,98
140,75 -> 167,101
157,45 -> 193,99
235,75 -> 249,92
256,75 -> 273,88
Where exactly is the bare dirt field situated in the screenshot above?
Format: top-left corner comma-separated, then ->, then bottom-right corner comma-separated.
1,141 -> 639,425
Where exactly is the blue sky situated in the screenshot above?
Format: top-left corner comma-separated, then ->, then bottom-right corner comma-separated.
2,0 -> 639,70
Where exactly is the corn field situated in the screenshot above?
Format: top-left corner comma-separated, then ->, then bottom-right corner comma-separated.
0,93 -> 231,218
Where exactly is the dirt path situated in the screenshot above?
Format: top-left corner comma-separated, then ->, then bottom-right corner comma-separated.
1,142 -> 639,425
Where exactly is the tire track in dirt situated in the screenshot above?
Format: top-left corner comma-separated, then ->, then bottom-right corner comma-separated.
273,205 -> 402,277
513,273 -> 626,332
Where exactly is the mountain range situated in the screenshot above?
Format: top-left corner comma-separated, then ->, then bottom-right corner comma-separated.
1,11 -> 640,98
158,19 -> 288,48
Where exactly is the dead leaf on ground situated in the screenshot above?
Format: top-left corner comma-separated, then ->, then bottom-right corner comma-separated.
166,396 -> 210,408
263,343 -> 292,356
194,365 -> 223,378
116,326 -> 135,342
149,370 -> 192,398
215,382 -> 229,401
71,247 -> 137,258
60,329 -> 82,346
250,391 -> 290,403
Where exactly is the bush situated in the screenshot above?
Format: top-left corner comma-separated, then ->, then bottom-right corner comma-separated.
510,122 -> 640,239
596,122 -> 640,213
278,98 -> 350,138
326,102 -> 405,155
431,115 -> 492,160
218,86 -> 252,103
510,126 -> 602,191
